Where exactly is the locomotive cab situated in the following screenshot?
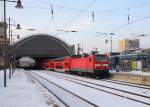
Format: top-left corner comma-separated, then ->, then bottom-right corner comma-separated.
94,54 -> 109,76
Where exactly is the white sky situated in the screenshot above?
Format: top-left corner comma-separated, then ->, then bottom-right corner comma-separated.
1,0 -> 150,53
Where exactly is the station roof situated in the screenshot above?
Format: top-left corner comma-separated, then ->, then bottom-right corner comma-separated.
15,34 -> 74,58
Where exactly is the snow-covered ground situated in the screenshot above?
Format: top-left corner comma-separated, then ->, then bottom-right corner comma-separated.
0,69 -> 149,107
30,70 -> 150,107
0,69 -> 61,107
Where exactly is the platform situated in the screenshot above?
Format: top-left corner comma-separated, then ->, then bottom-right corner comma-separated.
0,69 -> 59,107
110,70 -> 150,86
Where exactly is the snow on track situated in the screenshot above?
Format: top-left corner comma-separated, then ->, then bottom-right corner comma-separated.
29,71 -> 97,107
30,70 -> 150,107
42,71 -> 150,104
44,70 -> 150,97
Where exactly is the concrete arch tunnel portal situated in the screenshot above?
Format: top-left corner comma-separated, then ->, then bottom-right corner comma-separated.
15,34 -> 75,69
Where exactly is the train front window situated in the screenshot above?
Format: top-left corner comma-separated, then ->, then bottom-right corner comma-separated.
96,55 -> 108,61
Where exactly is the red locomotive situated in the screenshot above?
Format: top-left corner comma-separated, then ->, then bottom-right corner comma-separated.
42,54 -> 109,77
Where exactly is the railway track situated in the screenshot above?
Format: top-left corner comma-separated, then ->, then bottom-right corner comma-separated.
102,79 -> 150,89
41,70 -> 150,106
43,70 -> 150,90
26,72 -> 68,107
28,71 -> 99,107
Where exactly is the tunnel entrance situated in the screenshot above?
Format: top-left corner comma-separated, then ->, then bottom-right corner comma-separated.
17,56 -> 55,69
14,34 -> 75,69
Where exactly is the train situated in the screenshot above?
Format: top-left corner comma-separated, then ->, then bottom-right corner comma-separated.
18,57 -> 36,69
42,53 -> 110,77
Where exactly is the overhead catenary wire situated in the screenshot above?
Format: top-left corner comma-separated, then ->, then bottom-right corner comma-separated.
7,0 -> 150,37
107,14 -> 150,32
18,0 -> 150,27
127,8 -> 130,24
12,4 -> 142,18
50,4 -> 54,20
129,1 -> 150,10
37,0 -> 124,14
13,0 -> 150,21
49,0 -> 54,20
35,0 -> 150,13
63,0 -> 96,29
92,11 -> 95,23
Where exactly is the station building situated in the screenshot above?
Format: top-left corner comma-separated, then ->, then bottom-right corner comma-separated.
109,39 -> 150,72
0,22 -> 9,69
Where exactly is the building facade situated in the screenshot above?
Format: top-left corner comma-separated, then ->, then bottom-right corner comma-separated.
119,39 -> 139,52
0,22 -> 9,69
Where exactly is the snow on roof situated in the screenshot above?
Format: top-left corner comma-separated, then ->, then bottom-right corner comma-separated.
19,57 -> 35,63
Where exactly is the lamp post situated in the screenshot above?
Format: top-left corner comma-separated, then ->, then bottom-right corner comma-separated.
2,0 -> 23,87
105,33 -> 114,53
10,30 -> 19,75
8,17 -> 21,79
96,32 -> 114,53
3,0 -> 7,87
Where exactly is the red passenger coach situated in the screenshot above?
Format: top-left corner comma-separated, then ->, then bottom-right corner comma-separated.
41,59 -> 56,70
42,54 -> 110,77
42,57 -> 71,72
54,57 -> 69,72
41,60 -> 50,70
63,57 -> 71,72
